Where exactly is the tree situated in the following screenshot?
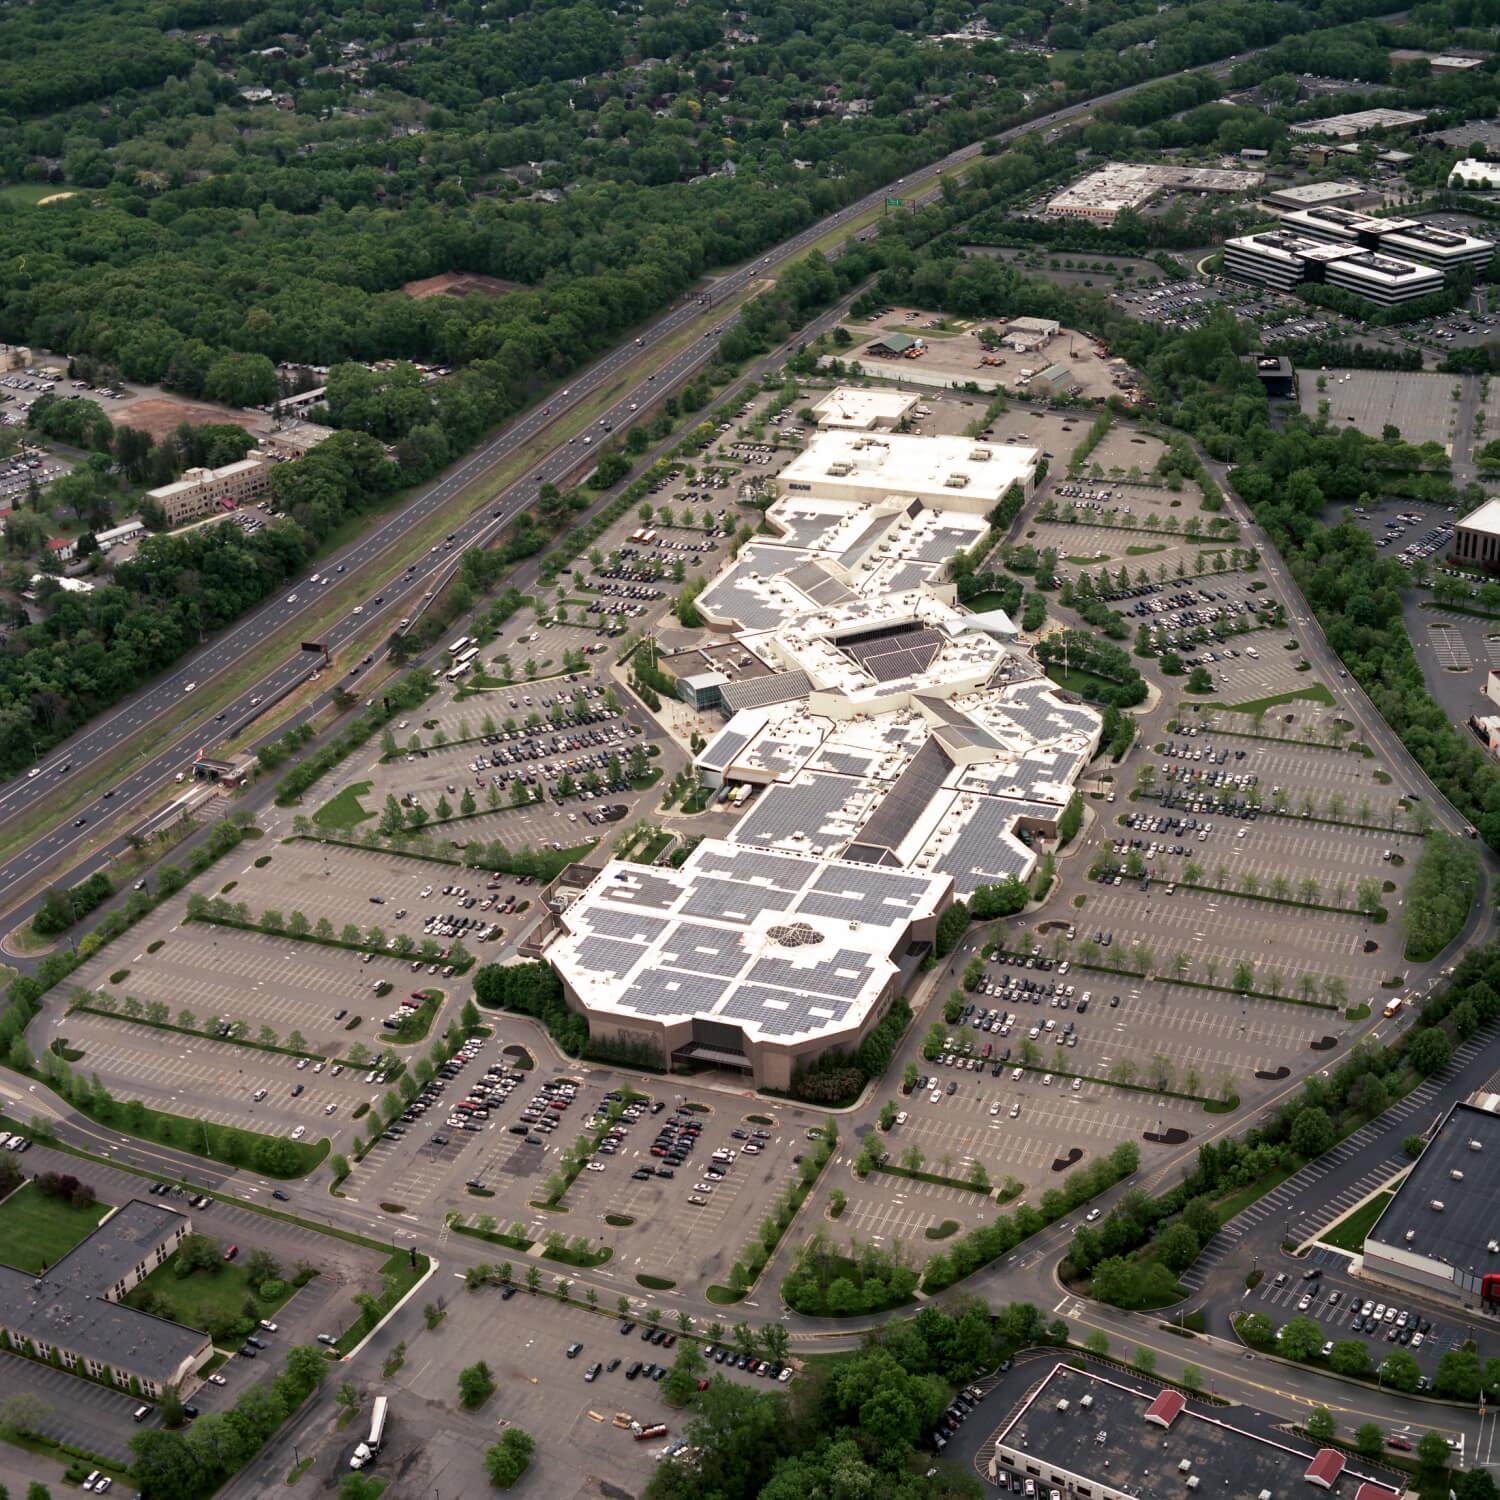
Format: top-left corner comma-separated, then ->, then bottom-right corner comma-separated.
1417,1430 -> 1451,1471
1354,1422 -> 1384,1457
484,1428 -> 535,1488
1306,1407 -> 1335,1441
458,1360 -> 495,1408
1276,1316 -> 1323,1362
1290,1106 -> 1335,1159
1407,1027 -> 1451,1076
1329,1341 -> 1372,1379
1380,1349 -> 1420,1393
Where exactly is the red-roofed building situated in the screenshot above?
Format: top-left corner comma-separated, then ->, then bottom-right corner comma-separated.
1306,1448 -> 1346,1488
44,535 -> 77,561
1144,1389 -> 1186,1429
1354,1484 -> 1400,1500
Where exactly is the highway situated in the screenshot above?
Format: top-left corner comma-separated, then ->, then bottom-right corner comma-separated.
0,42 -> 1293,919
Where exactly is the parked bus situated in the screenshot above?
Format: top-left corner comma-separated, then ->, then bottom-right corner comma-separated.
350,1396 -> 388,1469
445,663 -> 470,683
1382,996 -> 1404,1019
446,635 -> 472,656
456,645 -> 480,668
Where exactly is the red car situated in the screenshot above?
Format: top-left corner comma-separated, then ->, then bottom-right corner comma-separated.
1386,1436 -> 1412,1452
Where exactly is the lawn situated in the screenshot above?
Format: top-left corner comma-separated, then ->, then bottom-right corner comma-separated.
1208,682 -> 1335,716
1044,663 -> 1123,705
0,181 -> 71,207
125,1257 -> 295,1346
0,1182 -> 109,1272
314,780 -> 374,831
1320,1191 -> 1393,1254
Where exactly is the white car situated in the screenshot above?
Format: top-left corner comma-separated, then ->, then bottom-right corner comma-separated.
324,1103 -> 337,1115
207,1373 -> 228,1386
929,1089 -> 942,1103
290,1125 -> 306,1140
286,594 -> 297,603
895,1111 -> 907,1126
1085,1208 -> 1100,1222
989,1102 -> 1001,1116
586,1162 -> 607,1173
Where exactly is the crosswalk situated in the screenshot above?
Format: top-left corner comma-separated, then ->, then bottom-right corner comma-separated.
1178,1025 -> 1494,1292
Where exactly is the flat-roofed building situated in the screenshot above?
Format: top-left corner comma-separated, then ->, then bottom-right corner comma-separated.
1290,108 -> 1428,139
988,1361 -> 1410,1500
1267,180 -> 1382,212
94,520 -> 146,550
0,1200 -> 211,1398
542,839 -> 949,1088
146,452 -> 272,527
1279,205 -> 1494,274
1046,163 -> 1262,225
1453,496 -> 1500,568
812,387 -> 918,430
779,430 -> 1038,516
1002,316 -> 1059,353
1222,230 -> 1443,305
1449,159 -> 1500,191
1363,1095 -> 1500,1305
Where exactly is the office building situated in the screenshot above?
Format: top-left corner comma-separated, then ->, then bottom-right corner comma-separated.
1452,497 -> 1500,569
1449,159 -> 1500,191
1278,206 -> 1494,274
146,452 -> 272,527
988,1361 -> 1408,1500
0,1200 -> 211,1398
1222,231 -> 1444,305
1362,1095 -> 1500,1305
1045,163 -> 1262,225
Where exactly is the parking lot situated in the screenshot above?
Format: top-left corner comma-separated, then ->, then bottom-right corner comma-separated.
1300,369 -> 1460,447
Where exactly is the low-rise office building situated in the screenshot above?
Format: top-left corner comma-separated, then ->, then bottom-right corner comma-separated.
0,1199 -> 211,1398
146,452 -> 272,527
1290,108 -> 1428,139
1267,181 -> 1383,212
812,387 -> 918,430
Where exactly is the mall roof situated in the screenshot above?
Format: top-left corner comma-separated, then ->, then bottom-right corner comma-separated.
778,430 -> 1036,508
547,839 -> 949,1045
1459,497 -> 1500,537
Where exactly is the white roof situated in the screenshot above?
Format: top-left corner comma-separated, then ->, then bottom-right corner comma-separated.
1460,497 -> 1500,537
1450,159 -> 1500,189
813,386 -> 917,429
779,430 -> 1036,508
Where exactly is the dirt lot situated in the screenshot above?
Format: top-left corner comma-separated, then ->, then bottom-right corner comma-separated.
401,272 -> 523,300
108,395 -> 269,443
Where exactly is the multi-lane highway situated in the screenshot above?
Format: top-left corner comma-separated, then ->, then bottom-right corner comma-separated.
0,43 -> 1300,917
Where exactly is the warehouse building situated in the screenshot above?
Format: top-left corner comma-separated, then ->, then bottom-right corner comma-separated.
1002,317 -> 1060,353
544,840 -> 948,1089
1278,206 -> 1494,274
1362,1095 -> 1500,1306
1449,159 -> 1500,191
1045,163 -> 1262,225
1452,497 -> 1500,569
0,1200 -> 211,1398
1222,231 -> 1444,305
1028,362 -> 1079,398
1290,108 -> 1428,139
146,452 -> 272,527
988,1362 -> 1408,1500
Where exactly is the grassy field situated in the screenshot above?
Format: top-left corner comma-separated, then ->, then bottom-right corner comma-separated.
1209,682 -> 1336,716
1044,664 -> 1122,704
0,181 -> 69,207
1320,1190 -> 1393,1254
0,1182 -> 110,1272
314,780 -> 374,831
125,1257 -> 295,1345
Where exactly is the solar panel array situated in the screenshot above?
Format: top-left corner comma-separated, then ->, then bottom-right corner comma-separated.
732,771 -> 869,852
854,738 -> 954,855
843,626 -> 946,684
698,726 -> 752,772
718,670 -> 812,714
930,797 -> 1036,895
784,560 -> 855,608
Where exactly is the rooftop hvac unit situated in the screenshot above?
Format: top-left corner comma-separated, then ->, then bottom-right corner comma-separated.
827,462 -> 854,476
1470,1139 -> 1484,1151
1405,1230 -> 1416,1243
1178,1460 -> 1192,1474
1488,1240 -> 1499,1254
1450,1169 -> 1466,1181
1080,1395 -> 1094,1410
1186,1479 -> 1200,1491
1430,1199 -> 1446,1213
1056,1398 -> 1070,1413
944,473 -> 971,488
969,448 -> 992,462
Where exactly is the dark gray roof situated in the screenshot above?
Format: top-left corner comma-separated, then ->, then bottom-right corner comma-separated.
855,738 -> 953,856
0,1201 -> 207,1381
718,671 -> 813,715
1367,1101 -> 1500,1274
